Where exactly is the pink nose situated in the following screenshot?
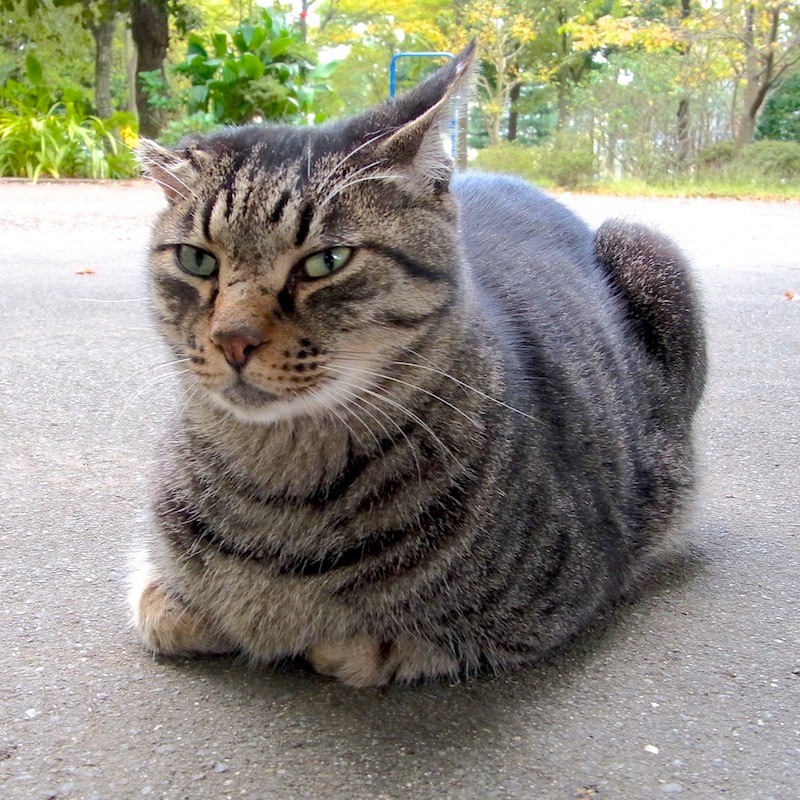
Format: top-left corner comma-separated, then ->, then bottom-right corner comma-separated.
211,325 -> 265,370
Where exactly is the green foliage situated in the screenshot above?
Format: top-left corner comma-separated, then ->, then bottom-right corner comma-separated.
732,140 -> 800,182
173,8 -> 335,126
697,141 -> 736,171
530,132 -> 597,189
756,71 -> 800,143
472,141 -> 539,182
698,139 -> 800,184
157,110 -> 219,146
473,133 -> 597,190
0,56 -> 138,180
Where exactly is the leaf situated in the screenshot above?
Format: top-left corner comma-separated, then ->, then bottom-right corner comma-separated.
236,23 -> 256,51
74,269 -> 96,275
269,35 -> 296,60
212,33 -> 228,59
783,290 -> 800,302
240,53 -> 265,80
25,53 -> 43,85
186,34 -> 208,59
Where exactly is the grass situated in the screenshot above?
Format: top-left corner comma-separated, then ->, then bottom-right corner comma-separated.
586,178 -> 800,201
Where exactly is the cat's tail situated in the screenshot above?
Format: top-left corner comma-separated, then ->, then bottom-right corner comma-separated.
594,219 -> 707,412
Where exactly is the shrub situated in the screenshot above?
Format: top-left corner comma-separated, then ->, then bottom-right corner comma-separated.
157,111 -> 220,146
733,140 -> 800,182
473,133 -> 596,190
698,139 -> 800,184
697,141 -> 736,172
173,9 -> 335,126
472,141 -> 538,182
532,132 -> 596,189
0,54 -> 138,180
756,71 -> 800,143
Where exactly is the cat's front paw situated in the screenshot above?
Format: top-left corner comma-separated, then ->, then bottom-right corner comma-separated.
307,636 -> 395,688
129,563 -> 233,658
307,636 -> 460,688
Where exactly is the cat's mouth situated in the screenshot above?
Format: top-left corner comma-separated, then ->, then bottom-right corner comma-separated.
220,379 -> 279,407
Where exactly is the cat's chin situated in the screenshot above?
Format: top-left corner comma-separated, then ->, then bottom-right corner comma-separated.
207,378 -> 346,426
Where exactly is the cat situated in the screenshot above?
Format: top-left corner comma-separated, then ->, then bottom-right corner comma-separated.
129,41 -> 706,688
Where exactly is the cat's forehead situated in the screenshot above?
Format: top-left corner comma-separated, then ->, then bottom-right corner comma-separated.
192,121 -> 368,189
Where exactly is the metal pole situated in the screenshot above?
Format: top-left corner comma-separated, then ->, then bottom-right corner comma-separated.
389,52 -> 465,168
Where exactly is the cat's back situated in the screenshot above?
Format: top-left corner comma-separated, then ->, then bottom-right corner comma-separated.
452,171 -> 599,292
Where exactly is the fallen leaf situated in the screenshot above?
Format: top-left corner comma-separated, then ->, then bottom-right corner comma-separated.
784,290 -> 800,302
74,269 -> 96,276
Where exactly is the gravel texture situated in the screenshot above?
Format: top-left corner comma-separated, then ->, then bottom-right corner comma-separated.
0,179 -> 798,800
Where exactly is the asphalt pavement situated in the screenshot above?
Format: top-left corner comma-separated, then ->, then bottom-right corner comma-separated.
1,180 -> 798,799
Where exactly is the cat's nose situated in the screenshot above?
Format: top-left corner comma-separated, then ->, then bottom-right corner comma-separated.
211,324 -> 265,370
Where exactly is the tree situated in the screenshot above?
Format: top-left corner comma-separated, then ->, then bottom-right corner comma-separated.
698,0 -> 800,146
3,0 -> 125,117
451,0 -> 539,145
756,68 -> 800,140
130,0 -> 168,137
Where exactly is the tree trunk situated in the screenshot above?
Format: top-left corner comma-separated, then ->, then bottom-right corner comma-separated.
131,0 -> 170,139
734,4 -> 781,148
556,77 -> 569,131
91,14 -> 116,118
507,82 -> 520,142
675,0 -> 692,172
124,27 -> 138,116
734,3 -> 760,148
676,97 -> 690,170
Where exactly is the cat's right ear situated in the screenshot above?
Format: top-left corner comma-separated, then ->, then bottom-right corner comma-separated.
137,139 -> 205,203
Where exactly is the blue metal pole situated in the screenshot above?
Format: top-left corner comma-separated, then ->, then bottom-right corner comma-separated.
388,52 -> 459,161
389,52 -> 454,99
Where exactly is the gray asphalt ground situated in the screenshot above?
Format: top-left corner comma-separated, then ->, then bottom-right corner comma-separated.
1,180 -> 798,800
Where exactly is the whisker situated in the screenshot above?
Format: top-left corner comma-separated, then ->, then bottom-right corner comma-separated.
339,388 -> 423,486
109,357 -> 192,397
398,350 -> 540,423
111,367 -> 192,426
320,173 -> 403,209
322,370 -> 460,466
333,346 -> 539,424
317,130 -> 393,194
73,297 -> 148,304
326,402 -> 375,453
324,363 -> 481,429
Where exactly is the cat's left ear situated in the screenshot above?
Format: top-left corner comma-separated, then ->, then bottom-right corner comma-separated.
137,139 -> 209,203
375,40 -> 477,193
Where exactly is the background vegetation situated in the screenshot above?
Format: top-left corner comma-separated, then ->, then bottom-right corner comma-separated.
0,0 -> 798,194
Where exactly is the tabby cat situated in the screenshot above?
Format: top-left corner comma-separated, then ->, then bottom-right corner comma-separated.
129,42 -> 706,687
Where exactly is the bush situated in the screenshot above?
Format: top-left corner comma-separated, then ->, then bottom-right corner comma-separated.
473,133 -> 596,190
734,140 -> 800,182
697,141 -> 736,172
756,71 -> 800,143
472,141 -> 538,182
698,139 -> 800,184
173,9 -> 335,126
532,132 -> 596,189
157,111 -> 220,146
0,54 -> 138,180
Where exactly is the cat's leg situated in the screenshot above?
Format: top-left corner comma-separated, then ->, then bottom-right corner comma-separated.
307,636 -> 460,688
129,557 -> 234,657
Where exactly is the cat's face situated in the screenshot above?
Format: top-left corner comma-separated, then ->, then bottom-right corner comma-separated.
141,47 -> 474,424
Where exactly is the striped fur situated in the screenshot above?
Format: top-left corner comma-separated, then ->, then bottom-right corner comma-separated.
130,44 -> 706,687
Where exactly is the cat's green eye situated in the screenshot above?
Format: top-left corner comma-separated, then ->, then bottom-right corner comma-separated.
176,245 -> 218,278
302,247 -> 353,280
